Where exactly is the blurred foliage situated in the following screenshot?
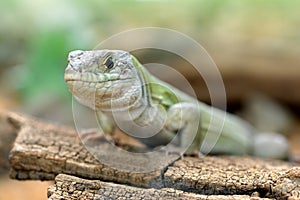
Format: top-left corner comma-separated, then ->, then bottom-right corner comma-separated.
20,30 -> 71,100
0,0 -> 299,121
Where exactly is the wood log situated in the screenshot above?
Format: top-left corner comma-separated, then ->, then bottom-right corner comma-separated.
7,112 -> 179,188
48,174 -> 269,200
7,112 -> 300,199
0,110 -> 18,173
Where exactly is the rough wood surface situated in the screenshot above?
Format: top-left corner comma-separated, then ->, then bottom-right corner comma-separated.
7,112 -> 300,199
8,112 -> 179,188
164,157 -> 300,199
48,174 -> 269,200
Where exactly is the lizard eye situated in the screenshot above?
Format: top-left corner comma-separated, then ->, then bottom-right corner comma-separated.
104,56 -> 114,69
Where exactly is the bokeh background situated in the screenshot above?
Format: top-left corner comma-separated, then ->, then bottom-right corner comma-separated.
0,0 -> 299,199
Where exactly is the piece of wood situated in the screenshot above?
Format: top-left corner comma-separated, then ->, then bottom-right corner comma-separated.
8,112 -> 179,188
7,112 -> 300,199
0,110 -> 18,173
164,157 -> 300,199
48,174 -> 269,200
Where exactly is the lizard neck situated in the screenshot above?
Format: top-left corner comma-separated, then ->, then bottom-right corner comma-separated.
132,56 -> 180,110
100,56 -> 154,120
132,55 -> 153,106
109,57 -> 168,137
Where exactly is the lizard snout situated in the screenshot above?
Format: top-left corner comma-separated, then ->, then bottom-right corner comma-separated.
68,50 -> 84,59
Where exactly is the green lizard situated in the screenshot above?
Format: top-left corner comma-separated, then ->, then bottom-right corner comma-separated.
64,50 -> 289,158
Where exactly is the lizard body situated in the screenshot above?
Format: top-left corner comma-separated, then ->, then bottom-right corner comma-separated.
65,50 -> 289,158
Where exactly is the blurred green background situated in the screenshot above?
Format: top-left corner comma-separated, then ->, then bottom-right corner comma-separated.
0,0 -> 300,124
0,1 -> 300,199
0,0 -> 300,122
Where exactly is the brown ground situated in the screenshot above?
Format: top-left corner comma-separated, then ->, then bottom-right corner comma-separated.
0,175 -> 52,200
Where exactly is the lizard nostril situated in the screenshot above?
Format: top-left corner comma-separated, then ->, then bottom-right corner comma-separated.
69,50 -> 84,59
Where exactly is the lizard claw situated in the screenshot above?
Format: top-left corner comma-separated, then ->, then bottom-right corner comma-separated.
152,145 -> 184,158
184,151 -> 203,158
80,128 -> 116,144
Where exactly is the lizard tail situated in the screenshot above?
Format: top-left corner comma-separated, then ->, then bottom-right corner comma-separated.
252,132 -> 289,159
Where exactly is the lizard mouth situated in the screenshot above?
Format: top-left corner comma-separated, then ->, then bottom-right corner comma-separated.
64,72 -> 84,83
64,70 -> 133,85
65,69 -> 118,83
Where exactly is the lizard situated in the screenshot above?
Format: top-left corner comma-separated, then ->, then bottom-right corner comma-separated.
64,49 -> 289,159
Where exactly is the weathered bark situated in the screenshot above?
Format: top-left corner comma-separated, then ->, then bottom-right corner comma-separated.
164,157 -> 300,199
7,112 -> 179,188
7,112 -> 300,199
48,174 -> 269,200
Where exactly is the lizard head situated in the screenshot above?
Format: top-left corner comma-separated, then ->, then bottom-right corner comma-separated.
64,50 -> 143,111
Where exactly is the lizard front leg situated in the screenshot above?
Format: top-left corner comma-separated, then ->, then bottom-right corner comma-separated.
165,102 -> 202,155
80,111 -> 115,143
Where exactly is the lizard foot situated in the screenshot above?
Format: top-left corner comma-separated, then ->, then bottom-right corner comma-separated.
80,128 -> 117,144
152,145 -> 184,158
184,151 -> 203,158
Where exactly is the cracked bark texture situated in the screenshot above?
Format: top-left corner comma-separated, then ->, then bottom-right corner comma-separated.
48,174 -> 270,200
7,112 -> 300,199
8,112 -> 179,188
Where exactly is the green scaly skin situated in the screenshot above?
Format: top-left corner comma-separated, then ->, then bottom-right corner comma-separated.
64,49 -> 288,158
